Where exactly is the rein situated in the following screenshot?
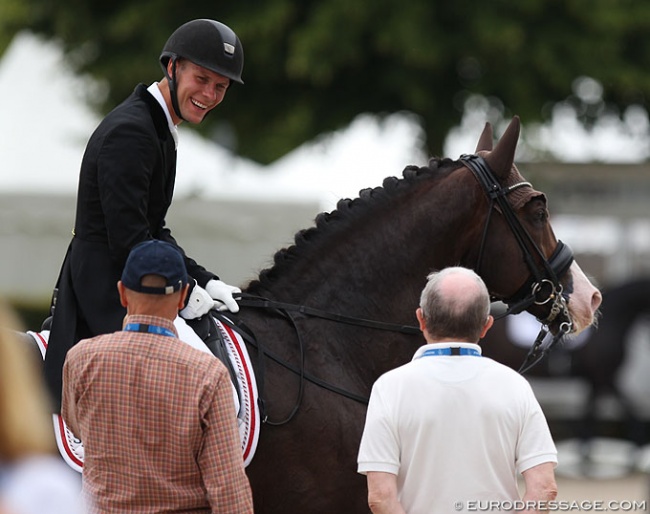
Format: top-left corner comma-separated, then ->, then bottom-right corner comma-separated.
213,294 -> 400,424
237,296 -> 420,335
216,295 -> 421,424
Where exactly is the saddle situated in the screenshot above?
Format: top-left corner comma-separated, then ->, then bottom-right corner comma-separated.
185,315 -> 241,401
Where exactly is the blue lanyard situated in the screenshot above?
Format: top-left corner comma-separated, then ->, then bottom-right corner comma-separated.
124,323 -> 175,338
421,347 -> 481,357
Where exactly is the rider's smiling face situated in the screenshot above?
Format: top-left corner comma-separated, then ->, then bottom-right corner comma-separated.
171,60 -> 230,125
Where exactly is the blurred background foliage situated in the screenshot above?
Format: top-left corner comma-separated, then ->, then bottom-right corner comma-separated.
1,0 -> 650,164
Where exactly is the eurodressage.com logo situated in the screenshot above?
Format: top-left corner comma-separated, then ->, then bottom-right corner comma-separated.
455,499 -> 648,511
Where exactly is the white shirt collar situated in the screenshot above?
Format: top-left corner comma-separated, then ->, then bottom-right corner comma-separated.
412,342 -> 482,361
147,82 -> 178,149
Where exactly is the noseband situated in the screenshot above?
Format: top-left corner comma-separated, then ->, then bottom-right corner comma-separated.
460,154 -> 574,373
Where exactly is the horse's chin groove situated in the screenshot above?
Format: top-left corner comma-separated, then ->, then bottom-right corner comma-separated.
569,316 -> 592,336
567,305 -> 601,336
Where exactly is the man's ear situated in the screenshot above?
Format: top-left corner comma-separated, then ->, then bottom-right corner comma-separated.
479,315 -> 494,339
166,57 -> 175,77
178,283 -> 190,310
416,308 -> 427,332
168,57 -> 184,77
117,281 -> 128,308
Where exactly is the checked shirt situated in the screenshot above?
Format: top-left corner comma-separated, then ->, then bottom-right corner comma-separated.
62,314 -> 253,513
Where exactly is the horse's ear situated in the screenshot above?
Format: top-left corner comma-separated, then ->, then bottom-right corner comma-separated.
475,122 -> 494,152
484,116 -> 520,179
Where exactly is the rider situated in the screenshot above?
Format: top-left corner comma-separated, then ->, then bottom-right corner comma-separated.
44,19 -> 244,412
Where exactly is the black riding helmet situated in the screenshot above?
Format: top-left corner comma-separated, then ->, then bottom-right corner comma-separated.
160,19 -> 244,121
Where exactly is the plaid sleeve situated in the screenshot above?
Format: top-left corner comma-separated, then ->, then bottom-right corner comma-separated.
199,363 -> 254,513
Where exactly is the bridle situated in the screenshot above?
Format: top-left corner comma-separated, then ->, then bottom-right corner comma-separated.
217,156 -> 578,423
459,154 -> 575,372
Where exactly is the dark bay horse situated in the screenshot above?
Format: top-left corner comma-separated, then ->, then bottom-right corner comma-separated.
231,117 -> 601,512
22,116 -> 601,512
482,277 -> 650,454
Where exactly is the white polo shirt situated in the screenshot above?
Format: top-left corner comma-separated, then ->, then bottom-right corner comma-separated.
357,342 -> 557,514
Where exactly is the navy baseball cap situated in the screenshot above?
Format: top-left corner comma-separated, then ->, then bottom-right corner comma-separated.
121,240 -> 188,295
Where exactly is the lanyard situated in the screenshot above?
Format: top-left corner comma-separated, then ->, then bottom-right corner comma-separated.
124,323 -> 175,338
420,347 -> 481,357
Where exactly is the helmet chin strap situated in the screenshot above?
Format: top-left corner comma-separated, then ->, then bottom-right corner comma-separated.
165,58 -> 186,123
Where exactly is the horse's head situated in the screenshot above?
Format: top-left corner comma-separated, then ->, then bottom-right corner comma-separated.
462,116 -> 601,336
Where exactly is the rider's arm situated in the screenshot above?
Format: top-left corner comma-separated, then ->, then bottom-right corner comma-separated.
97,120 -> 217,287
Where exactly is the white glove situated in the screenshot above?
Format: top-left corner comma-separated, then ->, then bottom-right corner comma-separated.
205,279 -> 241,313
179,284 -> 216,320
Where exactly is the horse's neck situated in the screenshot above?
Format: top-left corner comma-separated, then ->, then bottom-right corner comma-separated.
245,171 -> 478,325
253,183 -> 469,313
238,171 -> 485,388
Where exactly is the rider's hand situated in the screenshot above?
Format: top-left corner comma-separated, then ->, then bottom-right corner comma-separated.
205,279 -> 241,313
179,284 -> 216,319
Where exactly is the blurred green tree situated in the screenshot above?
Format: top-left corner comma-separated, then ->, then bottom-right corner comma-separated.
1,0 -> 650,163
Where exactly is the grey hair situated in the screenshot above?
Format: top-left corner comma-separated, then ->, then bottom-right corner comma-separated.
419,267 -> 490,341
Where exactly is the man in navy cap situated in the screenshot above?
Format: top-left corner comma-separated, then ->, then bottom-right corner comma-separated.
61,240 -> 253,514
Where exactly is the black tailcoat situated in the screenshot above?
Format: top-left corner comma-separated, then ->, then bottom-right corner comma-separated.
44,84 -> 217,410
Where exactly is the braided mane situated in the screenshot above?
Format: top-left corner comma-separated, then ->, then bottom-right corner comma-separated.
245,157 -> 462,293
